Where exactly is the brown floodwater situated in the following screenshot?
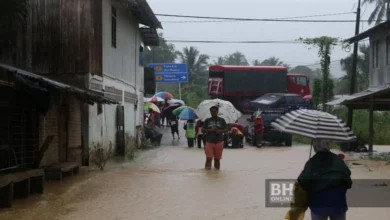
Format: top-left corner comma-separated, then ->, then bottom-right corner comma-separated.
1,125 -> 390,220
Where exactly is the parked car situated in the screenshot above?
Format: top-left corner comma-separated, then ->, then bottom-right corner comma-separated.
249,93 -> 312,113
245,109 -> 292,146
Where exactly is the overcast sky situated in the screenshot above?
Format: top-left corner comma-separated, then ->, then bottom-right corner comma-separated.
147,0 -> 375,78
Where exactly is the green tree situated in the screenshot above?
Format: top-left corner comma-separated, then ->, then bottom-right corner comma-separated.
312,78 -> 322,107
363,0 -> 389,24
176,46 -> 210,85
358,44 -> 370,88
256,56 -> 291,70
282,63 -> 291,71
337,43 -> 370,94
144,33 -> 176,65
259,56 -> 284,66
290,65 -> 320,79
0,0 -> 28,50
312,78 -> 334,108
223,51 -> 249,65
299,36 -> 339,111
171,85 -> 209,108
252,59 -> 262,66
214,57 -> 225,65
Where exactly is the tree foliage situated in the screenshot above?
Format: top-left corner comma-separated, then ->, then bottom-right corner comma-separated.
258,56 -> 284,66
363,0 -> 390,25
176,46 -> 210,85
336,44 -> 370,94
144,33 -> 176,65
298,36 -> 339,111
213,52 -> 249,65
312,78 -> 322,107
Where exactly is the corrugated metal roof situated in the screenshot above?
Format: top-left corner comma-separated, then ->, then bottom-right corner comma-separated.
0,63 -> 118,105
139,27 -> 159,46
344,21 -> 390,44
128,0 -> 162,29
326,86 -> 390,106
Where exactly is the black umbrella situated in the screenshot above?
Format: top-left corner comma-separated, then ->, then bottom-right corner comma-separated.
162,104 -> 181,117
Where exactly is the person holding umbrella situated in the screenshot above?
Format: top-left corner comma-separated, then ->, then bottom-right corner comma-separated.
183,119 -> 196,147
161,101 -> 170,127
170,115 -> 180,139
269,109 -> 356,220
289,140 -> 352,220
202,106 -> 228,170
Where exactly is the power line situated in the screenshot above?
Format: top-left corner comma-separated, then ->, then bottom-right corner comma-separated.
155,13 -> 378,23
165,40 -> 302,44
303,60 -> 341,67
160,12 -> 355,23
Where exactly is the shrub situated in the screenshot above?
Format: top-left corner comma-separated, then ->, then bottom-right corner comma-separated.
90,141 -> 113,170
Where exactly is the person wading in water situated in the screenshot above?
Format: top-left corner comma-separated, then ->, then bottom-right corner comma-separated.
202,106 -> 228,170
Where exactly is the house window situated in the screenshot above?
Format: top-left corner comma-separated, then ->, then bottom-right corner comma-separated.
297,76 -> 307,86
111,6 -> 117,48
139,46 -> 144,66
372,40 -> 379,68
387,37 -> 390,65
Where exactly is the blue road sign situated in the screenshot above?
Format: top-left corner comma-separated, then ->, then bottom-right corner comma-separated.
147,63 -> 188,83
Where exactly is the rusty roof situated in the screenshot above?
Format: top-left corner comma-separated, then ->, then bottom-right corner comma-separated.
128,0 -> 162,29
0,63 -> 118,105
139,27 -> 159,46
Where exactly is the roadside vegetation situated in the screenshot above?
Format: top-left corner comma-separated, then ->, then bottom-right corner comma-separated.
145,1 -> 390,153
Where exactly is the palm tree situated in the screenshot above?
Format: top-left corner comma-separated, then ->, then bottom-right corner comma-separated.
260,57 -> 284,66
363,0 -> 390,24
0,0 -> 29,50
213,57 -> 225,65
176,46 -> 209,85
282,63 -> 291,71
252,59 -> 262,66
224,51 -> 249,65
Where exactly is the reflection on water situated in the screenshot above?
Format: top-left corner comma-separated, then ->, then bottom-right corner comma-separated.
2,138 -> 390,219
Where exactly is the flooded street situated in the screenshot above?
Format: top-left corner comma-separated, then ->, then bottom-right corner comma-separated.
2,123 -> 390,220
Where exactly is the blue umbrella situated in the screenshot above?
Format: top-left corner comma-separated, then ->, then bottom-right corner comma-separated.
179,107 -> 198,120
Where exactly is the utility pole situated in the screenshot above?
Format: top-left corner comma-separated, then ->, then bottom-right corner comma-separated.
347,0 -> 361,128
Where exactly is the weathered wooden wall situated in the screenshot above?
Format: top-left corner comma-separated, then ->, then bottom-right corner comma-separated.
0,0 -> 102,77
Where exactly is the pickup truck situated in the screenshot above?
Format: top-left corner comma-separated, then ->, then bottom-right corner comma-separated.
245,109 -> 292,146
249,93 -> 313,113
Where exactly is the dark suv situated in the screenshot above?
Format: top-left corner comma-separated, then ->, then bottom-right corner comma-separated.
249,93 -> 312,113
245,109 -> 292,146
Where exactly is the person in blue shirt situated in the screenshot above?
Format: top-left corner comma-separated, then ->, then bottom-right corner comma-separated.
297,140 -> 352,220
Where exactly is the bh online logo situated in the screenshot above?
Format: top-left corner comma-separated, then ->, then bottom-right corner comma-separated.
269,181 -> 294,203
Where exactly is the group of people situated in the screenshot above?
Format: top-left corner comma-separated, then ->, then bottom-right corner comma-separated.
200,106 -> 352,220
146,102 -> 352,219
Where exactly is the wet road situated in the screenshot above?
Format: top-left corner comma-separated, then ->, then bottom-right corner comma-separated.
1,122 -> 390,219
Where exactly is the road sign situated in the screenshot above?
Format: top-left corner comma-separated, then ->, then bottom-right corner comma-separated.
147,63 -> 188,83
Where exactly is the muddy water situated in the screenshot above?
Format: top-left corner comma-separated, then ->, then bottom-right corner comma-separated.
2,127 -> 390,219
